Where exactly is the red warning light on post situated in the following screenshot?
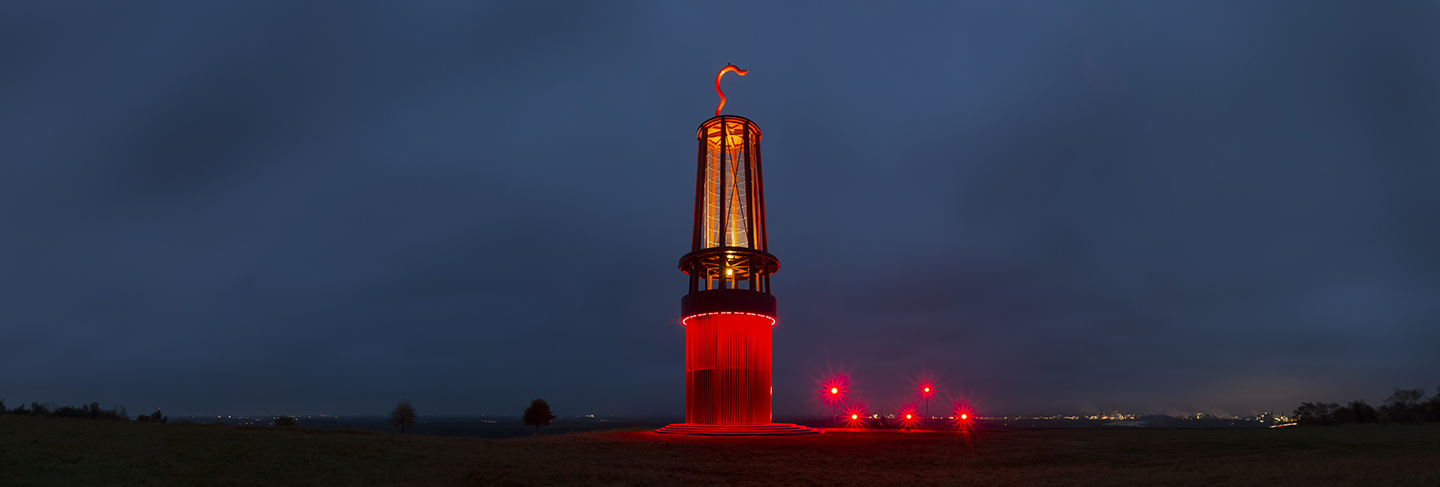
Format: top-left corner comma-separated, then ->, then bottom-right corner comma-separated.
819,375 -> 849,407
918,379 -> 938,399
951,401 -> 976,431
898,405 -> 921,428
841,404 -> 868,428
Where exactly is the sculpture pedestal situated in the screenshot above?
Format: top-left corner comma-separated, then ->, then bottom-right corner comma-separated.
655,423 -> 821,436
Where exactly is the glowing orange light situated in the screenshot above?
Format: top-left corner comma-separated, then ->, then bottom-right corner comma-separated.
961,414 -> 967,419
851,414 -> 858,420
830,387 -> 838,394
924,387 -> 930,392
906,414 -> 913,419
714,64 -> 749,116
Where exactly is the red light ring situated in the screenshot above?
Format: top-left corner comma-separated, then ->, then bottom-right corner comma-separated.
681,311 -> 776,326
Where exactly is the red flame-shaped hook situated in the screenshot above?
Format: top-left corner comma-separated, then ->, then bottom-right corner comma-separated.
715,64 -> 748,116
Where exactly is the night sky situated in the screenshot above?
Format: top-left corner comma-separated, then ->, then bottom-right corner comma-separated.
3,1 -> 1438,418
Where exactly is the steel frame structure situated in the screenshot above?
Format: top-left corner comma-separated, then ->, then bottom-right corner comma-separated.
657,69 -> 817,436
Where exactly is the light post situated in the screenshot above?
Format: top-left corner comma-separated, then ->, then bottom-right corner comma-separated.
820,375 -> 848,428
918,380 -> 937,429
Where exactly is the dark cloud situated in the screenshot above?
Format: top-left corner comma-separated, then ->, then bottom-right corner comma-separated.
0,1 -> 1436,418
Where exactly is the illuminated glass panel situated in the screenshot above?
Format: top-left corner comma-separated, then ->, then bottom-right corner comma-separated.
698,117 -> 762,250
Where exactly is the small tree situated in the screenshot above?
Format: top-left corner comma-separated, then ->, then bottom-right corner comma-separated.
1343,400 -> 1379,423
522,399 -> 556,434
1293,402 -> 1340,425
1381,388 -> 1426,423
273,416 -> 297,427
390,400 -> 417,434
1425,386 -> 1440,422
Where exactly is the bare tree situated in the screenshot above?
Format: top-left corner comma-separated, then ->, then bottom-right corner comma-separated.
522,399 -> 556,434
390,400 -> 417,434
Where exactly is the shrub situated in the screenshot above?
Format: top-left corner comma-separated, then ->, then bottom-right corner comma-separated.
136,410 -> 168,423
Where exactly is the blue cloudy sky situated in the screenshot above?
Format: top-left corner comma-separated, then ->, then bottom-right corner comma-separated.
2,1 -> 1437,417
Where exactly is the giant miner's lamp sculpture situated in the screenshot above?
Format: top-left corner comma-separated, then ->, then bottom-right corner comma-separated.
656,66 -> 821,436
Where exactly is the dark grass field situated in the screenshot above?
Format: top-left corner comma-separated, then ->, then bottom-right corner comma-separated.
3,416 -> 1439,486
198,416 -> 676,439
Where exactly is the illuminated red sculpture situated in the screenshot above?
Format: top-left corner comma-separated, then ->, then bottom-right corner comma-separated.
656,66 -> 819,436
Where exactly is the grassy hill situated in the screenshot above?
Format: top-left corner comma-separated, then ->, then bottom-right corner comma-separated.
3,416 -> 1438,486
